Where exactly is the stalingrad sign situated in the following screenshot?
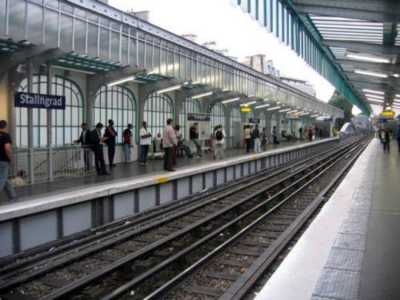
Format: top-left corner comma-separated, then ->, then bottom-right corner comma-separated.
15,92 -> 66,110
187,113 -> 210,122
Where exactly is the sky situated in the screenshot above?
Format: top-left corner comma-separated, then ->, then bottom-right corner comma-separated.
109,0 -> 338,104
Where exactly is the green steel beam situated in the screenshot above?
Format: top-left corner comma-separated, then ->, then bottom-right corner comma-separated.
235,0 -> 372,115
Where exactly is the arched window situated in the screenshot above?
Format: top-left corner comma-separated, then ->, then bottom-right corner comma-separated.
179,99 -> 202,138
16,76 -> 84,147
144,93 -> 173,137
210,102 -> 226,130
230,107 -> 241,137
94,86 -> 136,143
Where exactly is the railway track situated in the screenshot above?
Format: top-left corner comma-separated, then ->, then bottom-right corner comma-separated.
0,137 -> 367,300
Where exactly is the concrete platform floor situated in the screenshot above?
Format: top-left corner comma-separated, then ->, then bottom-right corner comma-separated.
255,138 -> 400,300
0,140 -> 306,205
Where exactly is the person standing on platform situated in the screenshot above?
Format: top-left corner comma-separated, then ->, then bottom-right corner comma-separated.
0,120 -> 16,200
163,119 -> 177,172
383,128 -> 391,153
74,122 -> 91,171
272,126 -> 279,145
299,127 -> 303,140
122,124 -> 133,163
244,125 -> 252,153
89,123 -> 108,176
213,125 -> 226,160
252,124 -> 261,153
190,123 -> 202,158
261,127 -> 268,151
139,121 -> 152,165
397,125 -> 400,153
104,119 -> 117,168
307,126 -> 313,142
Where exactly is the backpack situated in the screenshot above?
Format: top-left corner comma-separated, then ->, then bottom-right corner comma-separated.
215,130 -> 224,141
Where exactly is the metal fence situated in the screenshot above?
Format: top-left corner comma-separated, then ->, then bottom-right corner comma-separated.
11,146 -> 95,184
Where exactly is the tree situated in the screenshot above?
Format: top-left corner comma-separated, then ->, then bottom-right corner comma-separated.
329,93 -> 353,125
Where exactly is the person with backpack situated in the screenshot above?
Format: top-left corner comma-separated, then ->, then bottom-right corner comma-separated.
214,125 -> 226,160
190,123 -> 202,158
0,120 -> 16,200
252,124 -> 261,153
103,119 -> 117,167
123,124 -> 133,163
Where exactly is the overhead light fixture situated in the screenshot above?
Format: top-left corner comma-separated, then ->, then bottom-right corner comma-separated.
254,103 -> 271,109
287,110 -> 299,114
240,101 -> 257,107
279,108 -> 291,113
107,76 -> 136,87
355,70 -> 388,78
362,89 -> 385,95
367,99 -> 384,103
347,53 -> 390,64
156,84 -> 183,94
222,97 -> 241,104
191,91 -> 213,100
267,106 -> 281,111
365,93 -> 384,99
393,74 -> 400,78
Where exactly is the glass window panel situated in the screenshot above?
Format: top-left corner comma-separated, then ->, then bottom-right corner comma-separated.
87,23 -> 98,56
60,14 -> 73,50
74,19 -> 86,53
27,3 -> 43,44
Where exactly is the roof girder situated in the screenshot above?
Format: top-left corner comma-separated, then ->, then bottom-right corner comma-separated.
292,0 -> 400,22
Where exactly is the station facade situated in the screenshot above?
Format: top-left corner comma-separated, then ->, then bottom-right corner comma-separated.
0,0 -> 343,183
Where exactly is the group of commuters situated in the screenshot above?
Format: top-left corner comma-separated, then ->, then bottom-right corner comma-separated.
244,125 -> 269,153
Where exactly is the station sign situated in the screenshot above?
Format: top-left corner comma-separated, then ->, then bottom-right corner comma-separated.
240,107 -> 252,113
15,92 -> 66,110
187,113 -> 210,122
380,110 -> 395,120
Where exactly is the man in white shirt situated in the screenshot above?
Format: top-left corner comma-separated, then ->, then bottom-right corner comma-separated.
139,121 -> 152,165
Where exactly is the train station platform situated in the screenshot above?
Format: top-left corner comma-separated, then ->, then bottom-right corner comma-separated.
3,140 -> 304,204
256,137 -> 400,300
0,138 -> 338,258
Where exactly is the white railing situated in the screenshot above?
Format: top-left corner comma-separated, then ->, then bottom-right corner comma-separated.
11,146 -> 95,184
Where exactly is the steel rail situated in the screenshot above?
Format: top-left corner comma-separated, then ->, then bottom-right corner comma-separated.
0,142 -> 342,291
41,139 -> 362,300
100,139 -> 365,300
218,139 -> 370,300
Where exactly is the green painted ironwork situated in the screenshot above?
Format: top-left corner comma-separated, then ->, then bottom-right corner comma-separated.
235,0 -> 372,115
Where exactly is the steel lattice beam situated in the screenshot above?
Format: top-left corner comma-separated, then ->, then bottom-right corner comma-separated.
325,40 -> 400,56
293,0 -> 400,22
337,59 -> 400,74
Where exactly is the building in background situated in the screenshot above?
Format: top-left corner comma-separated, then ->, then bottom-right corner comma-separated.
280,77 -> 316,97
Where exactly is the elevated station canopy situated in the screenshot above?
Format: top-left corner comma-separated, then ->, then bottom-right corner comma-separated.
235,0 -> 400,115
291,0 -> 400,114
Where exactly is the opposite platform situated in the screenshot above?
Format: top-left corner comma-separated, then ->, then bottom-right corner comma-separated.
0,138 -> 337,257
256,138 -> 400,300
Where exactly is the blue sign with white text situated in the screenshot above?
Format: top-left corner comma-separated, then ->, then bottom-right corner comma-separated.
15,92 -> 66,110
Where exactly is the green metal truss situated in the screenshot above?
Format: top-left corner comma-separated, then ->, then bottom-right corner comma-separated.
234,0 -> 372,115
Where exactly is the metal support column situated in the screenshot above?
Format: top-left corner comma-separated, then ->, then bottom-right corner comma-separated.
47,64 -> 54,181
26,61 -> 34,184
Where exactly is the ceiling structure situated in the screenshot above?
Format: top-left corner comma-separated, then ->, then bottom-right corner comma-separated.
291,0 -> 400,113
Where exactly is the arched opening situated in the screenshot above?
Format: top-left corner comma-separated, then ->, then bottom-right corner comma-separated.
179,98 -> 202,138
144,93 -> 174,137
94,86 -> 137,143
16,75 -> 84,148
